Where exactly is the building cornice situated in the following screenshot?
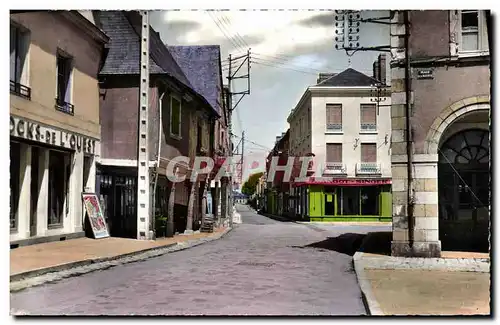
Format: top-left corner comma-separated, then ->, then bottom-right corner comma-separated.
59,11 -> 109,45
287,88 -> 311,123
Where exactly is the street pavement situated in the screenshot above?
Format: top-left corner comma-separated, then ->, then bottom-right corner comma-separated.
10,205 -> 390,316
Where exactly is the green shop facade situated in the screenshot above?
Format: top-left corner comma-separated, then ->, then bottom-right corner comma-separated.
293,178 -> 392,222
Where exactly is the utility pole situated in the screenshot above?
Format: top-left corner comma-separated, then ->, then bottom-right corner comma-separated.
137,10 -> 150,240
241,131 -> 245,188
227,49 -> 251,226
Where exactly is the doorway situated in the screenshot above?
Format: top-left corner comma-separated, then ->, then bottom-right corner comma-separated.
438,129 -> 489,252
324,188 -> 335,216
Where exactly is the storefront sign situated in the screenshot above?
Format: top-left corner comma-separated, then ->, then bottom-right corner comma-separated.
10,116 -> 97,155
82,193 -> 109,239
293,178 -> 392,187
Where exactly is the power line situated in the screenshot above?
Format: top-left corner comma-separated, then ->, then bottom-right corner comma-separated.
206,11 -> 245,54
251,60 -> 319,76
216,11 -> 249,50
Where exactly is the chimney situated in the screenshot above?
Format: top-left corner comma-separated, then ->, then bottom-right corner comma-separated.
317,73 -> 337,84
379,54 -> 387,85
373,60 -> 380,81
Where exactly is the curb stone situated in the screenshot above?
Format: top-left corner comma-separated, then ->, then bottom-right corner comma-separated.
353,252 -> 385,316
10,227 -> 233,293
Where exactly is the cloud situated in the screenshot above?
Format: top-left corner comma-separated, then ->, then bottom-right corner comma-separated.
297,12 -> 334,28
167,19 -> 202,33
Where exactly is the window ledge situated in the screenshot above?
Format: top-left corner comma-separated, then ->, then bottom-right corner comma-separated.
170,134 -> 182,141
457,50 -> 490,58
359,130 -> 378,135
325,131 -> 343,135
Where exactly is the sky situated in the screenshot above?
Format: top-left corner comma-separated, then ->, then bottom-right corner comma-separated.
150,10 -> 389,182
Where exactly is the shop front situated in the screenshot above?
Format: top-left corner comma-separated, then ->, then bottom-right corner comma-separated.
10,115 -> 99,246
293,178 -> 392,222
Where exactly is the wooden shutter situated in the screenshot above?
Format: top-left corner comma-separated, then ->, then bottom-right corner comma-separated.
361,143 -> 377,162
326,104 -> 342,128
326,143 -> 342,163
360,104 -> 376,125
10,26 -> 17,82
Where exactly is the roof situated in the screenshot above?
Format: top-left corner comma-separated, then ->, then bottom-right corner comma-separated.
316,68 -> 381,87
95,11 -> 192,88
168,45 -> 222,115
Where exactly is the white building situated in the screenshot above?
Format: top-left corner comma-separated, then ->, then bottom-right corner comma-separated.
287,63 -> 392,221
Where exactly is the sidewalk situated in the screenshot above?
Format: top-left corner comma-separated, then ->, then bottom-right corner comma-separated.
354,232 -> 491,316
11,227 -> 229,282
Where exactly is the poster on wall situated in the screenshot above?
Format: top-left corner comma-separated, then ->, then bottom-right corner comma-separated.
82,193 -> 110,239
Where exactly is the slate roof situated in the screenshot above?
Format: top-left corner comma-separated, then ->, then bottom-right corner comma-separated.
168,46 -> 222,116
95,11 -> 192,89
316,68 -> 381,87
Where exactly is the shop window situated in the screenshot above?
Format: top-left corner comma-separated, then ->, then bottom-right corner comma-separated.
48,150 -> 69,227
360,187 -> 380,216
10,142 -> 21,231
338,187 -> 360,215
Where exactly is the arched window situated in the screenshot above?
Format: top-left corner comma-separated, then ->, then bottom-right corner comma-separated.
439,129 -> 489,164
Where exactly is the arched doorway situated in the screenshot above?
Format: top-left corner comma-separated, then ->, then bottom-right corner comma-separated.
438,129 -> 490,252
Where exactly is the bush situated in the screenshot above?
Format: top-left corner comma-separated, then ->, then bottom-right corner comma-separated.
155,214 -> 168,238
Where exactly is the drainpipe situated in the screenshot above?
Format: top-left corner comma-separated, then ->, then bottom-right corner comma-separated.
152,91 -> 166,238
404,11 -> 415,249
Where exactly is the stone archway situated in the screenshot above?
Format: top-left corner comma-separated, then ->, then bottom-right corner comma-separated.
425,96 -> 490,252
424,96 -> 490,155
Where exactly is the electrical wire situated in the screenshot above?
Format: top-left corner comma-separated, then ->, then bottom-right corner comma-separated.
206,11 -> 245,54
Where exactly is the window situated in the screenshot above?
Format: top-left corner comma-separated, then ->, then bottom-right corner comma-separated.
360,104 -> 377,131
10,24 -> 30,99
48,150 -> 70,227
326,104 -> 342,131
461,10 -> 479,51
55,53 -> 74,115
326,143 -> 342,164
170,95 -> 181,138
459,10 -> 489,53
360,187 -> 380,216
361,143 -> 377,163
10,142 -> 21,231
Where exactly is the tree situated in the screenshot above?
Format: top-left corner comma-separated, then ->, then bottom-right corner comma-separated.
241,172 -> 264,196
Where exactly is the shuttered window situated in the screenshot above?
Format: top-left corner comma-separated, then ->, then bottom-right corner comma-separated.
360,104 -> 377,131
326,104 -> 342,131
326,143 -> 342,163
361,143 -> 377,162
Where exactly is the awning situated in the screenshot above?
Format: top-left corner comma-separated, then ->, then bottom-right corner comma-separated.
292,177 -> 392,187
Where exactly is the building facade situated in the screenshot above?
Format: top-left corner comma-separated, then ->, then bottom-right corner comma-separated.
10,11 -> 108,246
288,67 -> 392,222
389,10 -> 491,257
95,11 -> 219,239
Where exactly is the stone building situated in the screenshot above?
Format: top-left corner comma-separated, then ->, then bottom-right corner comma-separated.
94,11 -> 220,239
389,10 -> 491,257
9,11 -> 108,246
287,67 -> 392,222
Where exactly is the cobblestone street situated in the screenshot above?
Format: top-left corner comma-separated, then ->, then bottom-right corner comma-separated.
10,205 -> 389,316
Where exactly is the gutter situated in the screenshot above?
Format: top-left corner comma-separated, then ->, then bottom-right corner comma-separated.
152,91 -> 166,238
404,11 -> 415,249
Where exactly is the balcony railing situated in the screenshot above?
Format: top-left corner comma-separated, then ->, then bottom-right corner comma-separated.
55,98 -> 74,115
356,163 -> 381,175
326,123 -> 342,131
323,162 -> 347,175
10,80 -> 31,100
360,123 -> 377,132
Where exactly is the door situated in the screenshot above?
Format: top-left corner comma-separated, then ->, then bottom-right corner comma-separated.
324,188 -> 335,216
